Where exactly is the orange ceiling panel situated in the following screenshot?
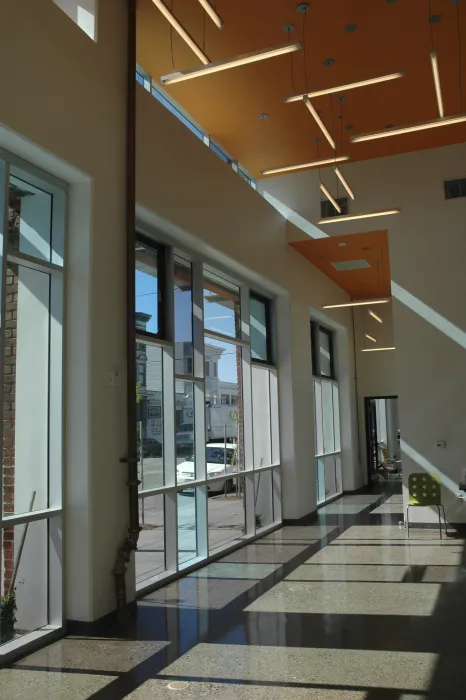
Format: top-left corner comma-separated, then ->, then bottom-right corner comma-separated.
137,0 -> 466,178
291,230 -> 390,300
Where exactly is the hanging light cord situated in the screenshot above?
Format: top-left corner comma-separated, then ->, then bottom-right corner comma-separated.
428,0 -> 435,52
457,0 -> 464,113
302,9 -> 309,91
170,0 -> 176,71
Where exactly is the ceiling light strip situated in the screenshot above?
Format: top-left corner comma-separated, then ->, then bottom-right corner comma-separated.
362,347 -> 395,352
365,334 -> 377,343
351,115 -> 466,143
151,0 -> 210,65
284,72 -> 404,104
322,299 -> 390,309
261,155 -> 349,177
369,309 -> 383,323
430,51 -> 444,118
161,41 -> 301,85
197,0 -> 224,29
334,167 -> 355,200
318,209 -> 400,224
320,183 -> 341,213
304,97 -> 336,149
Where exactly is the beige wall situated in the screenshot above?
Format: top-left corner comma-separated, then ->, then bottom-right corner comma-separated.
0,0 -> 129,620
135,86 -> 361,516
264,142 -> 466,521
0,0 -> 360,624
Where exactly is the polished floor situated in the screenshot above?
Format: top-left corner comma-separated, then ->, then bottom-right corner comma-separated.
2,487 -> 466,699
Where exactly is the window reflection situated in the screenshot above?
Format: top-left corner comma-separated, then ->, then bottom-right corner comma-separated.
204,271 -> 240,339
208,476 -> 245,553
9,176 -> 52,264
177,490 -> 197,565
205,339 -> 243,479
135,242 -> 160,336
137,494 -> 165,586
250,295 -> 269,362
175,257 -> 193,376
175,382 -> 195,483
137,344 -> 164,491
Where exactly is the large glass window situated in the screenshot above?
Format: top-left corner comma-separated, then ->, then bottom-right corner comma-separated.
137,344 -> 164,491
135,241 -> 162,337
314,377 -> 341,505
311,320 -> 340,505
204,271 -> 240,339
311,322 -> 335,379
208,476 -> 245,553
1,160 -> 65,654
137,494 -> 165,586
133,244 -> 281,591
174,257 -> 193,375
205,338 -> 243,480
178,490 -> 198,566
250,294 -> 271,363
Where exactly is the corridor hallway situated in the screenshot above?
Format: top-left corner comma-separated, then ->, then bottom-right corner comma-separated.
1,488 -> 465,700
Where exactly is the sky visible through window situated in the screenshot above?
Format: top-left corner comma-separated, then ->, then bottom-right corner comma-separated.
135,271 -> 239,382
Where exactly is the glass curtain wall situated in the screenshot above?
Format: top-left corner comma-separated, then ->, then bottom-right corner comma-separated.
311,322 -> 342,505
0,154 -> 65,655
135,236 -> 281,589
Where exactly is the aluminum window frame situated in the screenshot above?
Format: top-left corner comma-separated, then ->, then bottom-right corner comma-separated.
0,154 -> 66,660
134,232 -> 282,593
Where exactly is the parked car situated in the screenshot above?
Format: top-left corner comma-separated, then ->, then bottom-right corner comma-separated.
177,443 -> 237,494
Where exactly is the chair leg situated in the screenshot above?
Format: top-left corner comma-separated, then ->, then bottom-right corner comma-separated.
406,505 -> 410,538
436,505 -> 442,540
440,504 -> 447,537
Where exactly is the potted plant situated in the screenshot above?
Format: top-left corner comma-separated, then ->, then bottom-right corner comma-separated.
1,588 -> 17,644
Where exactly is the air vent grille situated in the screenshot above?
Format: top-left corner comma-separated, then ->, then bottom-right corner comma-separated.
320,196 -> 349,218
444,178 -> 466,200
331,259 -> 371,271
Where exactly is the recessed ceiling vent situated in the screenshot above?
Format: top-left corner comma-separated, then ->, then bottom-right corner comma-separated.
444,178 -> 466,199
331,259 -> 371,271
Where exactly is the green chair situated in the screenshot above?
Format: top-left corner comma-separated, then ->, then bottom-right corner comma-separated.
406,473 -> 447,538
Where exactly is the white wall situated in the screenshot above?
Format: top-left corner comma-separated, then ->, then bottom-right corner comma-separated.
265,143 -> 466,522
0,0 -> 128,620
0,0 -> 360,626
136,86 -> 361,519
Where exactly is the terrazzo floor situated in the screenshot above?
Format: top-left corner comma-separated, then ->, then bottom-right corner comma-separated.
1,486 -> 466,700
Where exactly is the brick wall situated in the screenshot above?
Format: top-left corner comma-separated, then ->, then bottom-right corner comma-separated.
2,204 -> 19,595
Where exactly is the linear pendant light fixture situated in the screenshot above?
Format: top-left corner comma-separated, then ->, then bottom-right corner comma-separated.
320,183 -> 341,213
334,167 -> 355,200
318,209 -> 400,224
365,334 -> 377,343
304,97 -> 336,149
284,72 -> 404,103
362,347 -> 395,352
369,309 -> 383,323
322,299 -> 389,309
261,155 -> 349,177
430,51 -> 444,118
152,0 -> 210,65
351,115 -> 466,143
161,41 -> 301,85
197,0 -> 224,29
